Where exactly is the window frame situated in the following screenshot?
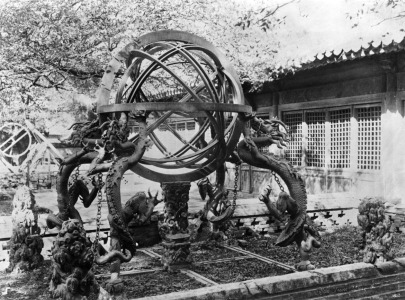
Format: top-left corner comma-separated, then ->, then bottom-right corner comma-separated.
283,110 -> 304,166
281,104 -> 382,172
355,105 -> 382,171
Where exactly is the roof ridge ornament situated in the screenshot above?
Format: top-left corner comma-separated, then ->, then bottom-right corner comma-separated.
289,35 -> 405,73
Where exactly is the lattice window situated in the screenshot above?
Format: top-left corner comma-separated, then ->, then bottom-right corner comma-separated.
186,122 -> 195,130
307,111 -> 325,167
283,112 -> 303,166
330,109 -> 351,168
357,106 -> 381,170
176,122 -> 185,131
159,124 -> 167,131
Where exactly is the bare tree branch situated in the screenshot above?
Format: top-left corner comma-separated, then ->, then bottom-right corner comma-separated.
373,11 -> 405,26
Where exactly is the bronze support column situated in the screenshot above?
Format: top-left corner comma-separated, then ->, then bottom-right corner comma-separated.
159,181 -> 191,269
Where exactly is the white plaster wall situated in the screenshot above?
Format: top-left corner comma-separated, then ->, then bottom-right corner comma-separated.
381,106 -> 405,205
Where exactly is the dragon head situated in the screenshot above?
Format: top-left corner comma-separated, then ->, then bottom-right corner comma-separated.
60,119 -> 101,146
252,116 -> 290,149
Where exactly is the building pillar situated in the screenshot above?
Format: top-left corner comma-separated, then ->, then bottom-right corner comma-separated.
268,92 -> 279,119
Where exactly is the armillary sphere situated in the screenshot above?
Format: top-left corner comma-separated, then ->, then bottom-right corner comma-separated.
97,30 -> 251,182
0,122 -> 32,161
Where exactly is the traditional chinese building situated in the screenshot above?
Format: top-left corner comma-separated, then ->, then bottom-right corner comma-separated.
244,37 -> 405,206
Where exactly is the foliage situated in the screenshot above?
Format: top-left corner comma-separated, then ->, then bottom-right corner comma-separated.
0,0 -> 126,128
0,0 -> 295,129
0,0 -> 118,91
1,0 -> 403,132
235,0 -> 295,32
0,86 -> 89,133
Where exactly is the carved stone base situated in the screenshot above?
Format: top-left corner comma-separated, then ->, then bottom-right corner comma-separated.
161,233 -> 191,270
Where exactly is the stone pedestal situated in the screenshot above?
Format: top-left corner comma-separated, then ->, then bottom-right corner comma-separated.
158,182 -> 191,269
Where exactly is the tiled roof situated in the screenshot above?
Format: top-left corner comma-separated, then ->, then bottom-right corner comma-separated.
297,36 -> 405,72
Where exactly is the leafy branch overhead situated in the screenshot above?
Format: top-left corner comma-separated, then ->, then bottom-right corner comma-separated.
346,0 -> 405,28
0,0 -> 297,94
0,0 -> 123,91
1,0 -> 404,128
235,0 -> 294,31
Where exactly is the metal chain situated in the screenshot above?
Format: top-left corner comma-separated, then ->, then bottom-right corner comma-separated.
65,166 -> 80,217
271,170 -> 285,192
108,158 -> 138,253
92,172 -> 103,261
232,163 -> 240,208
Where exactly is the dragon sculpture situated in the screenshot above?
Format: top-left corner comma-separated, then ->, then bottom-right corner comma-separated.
198,164 -> 231,222
48,108 -> 319,299
46,111 -> 153,296
197,113 -> 321,270
123,190 -> 162,226
47,176 -> 102,228
238,113 -> 321,270
195,164 -> 235,241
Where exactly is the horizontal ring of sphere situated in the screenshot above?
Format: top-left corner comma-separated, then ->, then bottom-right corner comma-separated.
98,102 -> 252,114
